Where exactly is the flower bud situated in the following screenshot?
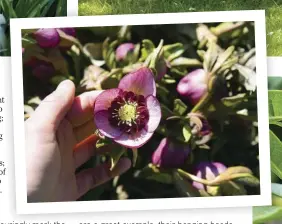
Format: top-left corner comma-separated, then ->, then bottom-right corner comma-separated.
192,162 -> 226,190
156,58 -> 167,81
59,28 -> 76,37
32,61 -> 55,81
188,113 -> 212,145
177,69 -> 208,105
152,138 -> 190,168
35,28 -> 60,48
115,43 -> 135,62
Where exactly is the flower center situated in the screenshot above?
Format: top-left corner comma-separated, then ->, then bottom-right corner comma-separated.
118,103 -> 137,123
108,91 -> 149,134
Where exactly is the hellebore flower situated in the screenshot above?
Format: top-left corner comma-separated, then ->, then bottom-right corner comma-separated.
94,67 -> 161,148
35,28 -> 60,48
192,162 -> 227,190
35,28 -> 76,48
115,43 -> 135,62
32,61 -> 55,81
152,138 -> 190,168
177,69 -> 208,105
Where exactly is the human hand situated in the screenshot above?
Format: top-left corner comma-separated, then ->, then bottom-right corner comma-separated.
25,80 -> 131,202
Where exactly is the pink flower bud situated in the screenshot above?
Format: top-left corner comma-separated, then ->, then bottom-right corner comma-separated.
34,28 -> 60,48
192,162 -> 227,190
115,43 -> 135,62
152,138 -> 190,168
156,58 -> 167,80
177,69 -> 208,105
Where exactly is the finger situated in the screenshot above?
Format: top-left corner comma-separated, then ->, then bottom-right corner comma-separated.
73,120 -> 96,143
75,157 -> 131,199
67,90 -> 103,127
73,134 -> 98,168
30,80 -> 75,130
74,135 -> 113,169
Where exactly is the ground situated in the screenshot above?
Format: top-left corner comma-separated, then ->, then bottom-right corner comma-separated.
78,0 -> 282,56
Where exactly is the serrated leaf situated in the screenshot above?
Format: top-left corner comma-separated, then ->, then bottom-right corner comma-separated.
270,130 -> 282,180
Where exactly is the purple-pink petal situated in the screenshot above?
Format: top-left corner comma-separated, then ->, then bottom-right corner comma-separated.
145,95 -> 161,133
118,67 -> 156,97
35,28 -> 60,48
192,162 -> 227,190
116,43 -> 135,61
94,110 -> 123,139
177,69 -> 208,105
94,88 -> 122,113
114,128 -> 153,148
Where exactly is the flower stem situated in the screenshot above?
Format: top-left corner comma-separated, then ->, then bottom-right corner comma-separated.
177,169 -> 210,185
190,92 -> 211,113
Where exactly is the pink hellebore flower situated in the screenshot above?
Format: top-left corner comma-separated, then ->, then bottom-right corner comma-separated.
177,69 -> 208,105
115,43 -> 135,62
192,162 -> 227,190
152,138 -> 190,168
94,67 -> 161,148
35,28 -> 76,48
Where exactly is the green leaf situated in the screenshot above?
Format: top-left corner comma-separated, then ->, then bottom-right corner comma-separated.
182,125 -> 192,143
135,165 -> 172,184
203,42 -> 218,73
173,99 -> 187,116
234,64 -> 256,92
163,43 -> 185,62
221,93 -> 246,108
211,45 -> 235,74
272,183 -> 282,198
173,171 -> 200,197
253,206 -> 282,224
268,77 -> 282,90
139,39 -> 155,62
170,57 -> 202,67
269,90 -> 282,117
270,130 -> 282,179
110,147 -> 126,170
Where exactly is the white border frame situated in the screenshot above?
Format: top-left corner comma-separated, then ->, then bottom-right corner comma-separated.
10,11 -> 271,214
268,57 -> 282,77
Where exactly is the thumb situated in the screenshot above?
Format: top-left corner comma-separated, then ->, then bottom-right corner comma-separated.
31,80 -> 75,130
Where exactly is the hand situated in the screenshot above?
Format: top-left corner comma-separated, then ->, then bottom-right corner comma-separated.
25,80 -> 131,202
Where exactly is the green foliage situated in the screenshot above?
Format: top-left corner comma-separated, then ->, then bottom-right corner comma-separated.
0,0 -> 67,56
253,78 -> 282,223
